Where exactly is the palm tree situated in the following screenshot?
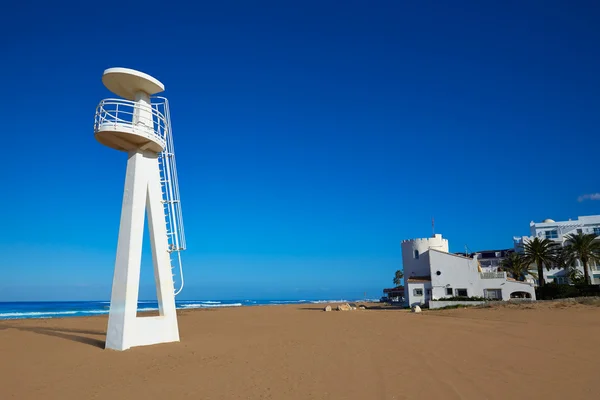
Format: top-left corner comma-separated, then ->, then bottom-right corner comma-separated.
555,245 -> 576,270
563,232 -> 600,284
501,252 -> 537,281
567,265 -> 586,284
393,270 -> 404,287
522,237 -> 560,287
555,246 -> 581,284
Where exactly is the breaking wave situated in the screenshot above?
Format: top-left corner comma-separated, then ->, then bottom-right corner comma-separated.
309,300 -> 350,304
178,303 -> 242,309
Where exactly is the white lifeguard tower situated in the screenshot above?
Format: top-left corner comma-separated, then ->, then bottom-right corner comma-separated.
94,67 -> 186,351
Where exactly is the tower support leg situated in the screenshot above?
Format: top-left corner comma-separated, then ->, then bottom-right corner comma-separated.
105,149 -> 179,351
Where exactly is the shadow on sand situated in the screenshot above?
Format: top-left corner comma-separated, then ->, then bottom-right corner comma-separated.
0,324 -> 106,348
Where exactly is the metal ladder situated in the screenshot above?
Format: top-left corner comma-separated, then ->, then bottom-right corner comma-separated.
154,97 -> 186,295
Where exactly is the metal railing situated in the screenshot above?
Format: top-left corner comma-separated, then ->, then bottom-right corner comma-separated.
153,96 -> 186,296
480,272 -> 506,279
94,98 -> 168,149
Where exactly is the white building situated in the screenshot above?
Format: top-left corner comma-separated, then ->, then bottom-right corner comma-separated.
513,215 -> 600,285
402,234 -> 536,307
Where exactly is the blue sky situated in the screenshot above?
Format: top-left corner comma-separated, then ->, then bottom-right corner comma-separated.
1,0 -> 599,301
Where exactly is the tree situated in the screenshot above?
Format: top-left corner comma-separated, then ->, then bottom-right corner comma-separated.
555,246 -> 581,284
567,266 -> 586,284
522,237 -> 560,287
393,270 -> 404,287
500,252 -> 537,281
564,232 -> 600,284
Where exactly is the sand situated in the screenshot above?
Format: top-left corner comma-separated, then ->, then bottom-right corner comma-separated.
1,302 -> 600,399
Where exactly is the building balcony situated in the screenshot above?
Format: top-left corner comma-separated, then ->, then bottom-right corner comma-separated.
479,272 -> 507,279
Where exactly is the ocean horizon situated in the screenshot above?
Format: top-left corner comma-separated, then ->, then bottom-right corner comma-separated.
0,299 -> 380,320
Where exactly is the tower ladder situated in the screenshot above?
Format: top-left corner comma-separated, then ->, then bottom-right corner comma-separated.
154,96 -> 186,295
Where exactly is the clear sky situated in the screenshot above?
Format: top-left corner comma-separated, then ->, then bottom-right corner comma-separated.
1,0 -> 599,301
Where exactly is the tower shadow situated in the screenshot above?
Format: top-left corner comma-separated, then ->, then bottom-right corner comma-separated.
0,324 -> 106,348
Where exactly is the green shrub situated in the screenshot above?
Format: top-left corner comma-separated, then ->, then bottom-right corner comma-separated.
536,284 -> 600,300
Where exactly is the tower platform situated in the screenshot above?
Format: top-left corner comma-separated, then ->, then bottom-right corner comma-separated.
94,68 -> 168,153
94,98 -> 167,153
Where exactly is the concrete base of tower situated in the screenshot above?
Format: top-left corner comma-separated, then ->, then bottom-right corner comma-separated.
105,315 -> 180,351
105,149 -> 180,351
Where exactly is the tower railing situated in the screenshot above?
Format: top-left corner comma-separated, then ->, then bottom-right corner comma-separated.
94,98 -> 169,149
153,96 -> 186,295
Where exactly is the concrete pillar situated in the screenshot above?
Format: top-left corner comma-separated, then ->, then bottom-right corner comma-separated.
105,149 -> 179,351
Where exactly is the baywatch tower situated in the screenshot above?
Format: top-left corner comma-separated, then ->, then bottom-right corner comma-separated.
94,67 -> 186,351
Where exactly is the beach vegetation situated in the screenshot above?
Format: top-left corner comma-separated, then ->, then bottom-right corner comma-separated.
393,270 -> 404,287
521,237 -> 560,287
535,283 -> 600,300
500,252 -> 538,281
563,232 -> 600,284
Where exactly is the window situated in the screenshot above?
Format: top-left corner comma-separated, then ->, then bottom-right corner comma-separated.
413,288 -> 423,296
446,288 -> 453,296
594,227 -> 600,236
545,230 -> 558,239
455,289 -> 468,297
414,250 -> 419,259
484,289 -> 502,299
577,229 -> 583,234
555,277 -> 568,285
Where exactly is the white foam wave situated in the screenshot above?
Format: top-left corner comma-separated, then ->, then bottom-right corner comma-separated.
0,310 -> 79,317
269,300 -> 307,304
178,303 -> 242,309
0,307 -> 160,319
310,300 -> 350,304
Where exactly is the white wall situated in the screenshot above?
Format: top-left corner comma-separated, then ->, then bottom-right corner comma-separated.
405,282 -> 432,307
429,250 -> 480,300
402,234 -> 448,278
429,250 -> 536,301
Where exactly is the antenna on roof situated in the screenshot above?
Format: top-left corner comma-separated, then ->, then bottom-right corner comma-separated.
432,216 -> 435,236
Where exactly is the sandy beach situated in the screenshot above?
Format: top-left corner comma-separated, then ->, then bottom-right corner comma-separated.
1,302 -> 600,399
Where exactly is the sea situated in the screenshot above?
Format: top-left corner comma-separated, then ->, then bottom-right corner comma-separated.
0,299 -> 378,320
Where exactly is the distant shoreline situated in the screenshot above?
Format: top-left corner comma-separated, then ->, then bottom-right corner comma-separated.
0,299 -> 380,320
